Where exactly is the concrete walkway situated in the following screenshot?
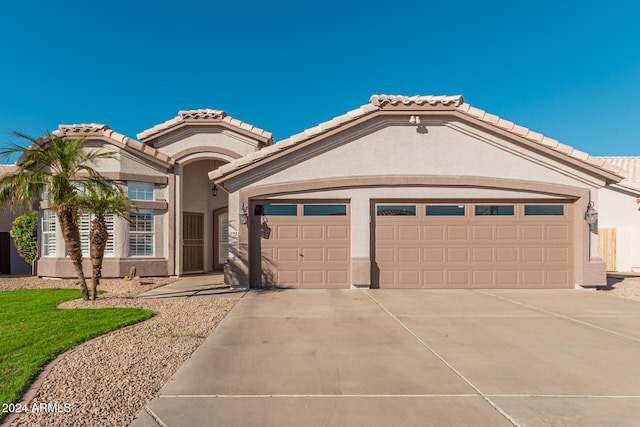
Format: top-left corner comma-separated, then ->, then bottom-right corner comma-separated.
136,273 -> 246,299
131,289 -> 640,426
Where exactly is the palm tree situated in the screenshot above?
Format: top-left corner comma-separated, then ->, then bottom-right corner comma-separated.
79,180 -> 135,300
0,131 -> 114,301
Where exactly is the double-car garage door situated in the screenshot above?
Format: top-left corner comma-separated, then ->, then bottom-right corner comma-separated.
375,202 -> 573,288
255,200 -> 573,289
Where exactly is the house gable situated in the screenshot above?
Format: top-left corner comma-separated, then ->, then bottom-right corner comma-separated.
55,124 -> 174,172
211,95 -> 623,189
137,109 -> 273,162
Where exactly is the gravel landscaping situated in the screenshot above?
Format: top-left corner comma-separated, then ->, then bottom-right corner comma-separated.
598,274 -> 640,302
1,274 -> 639,426
2,276 -> 238,427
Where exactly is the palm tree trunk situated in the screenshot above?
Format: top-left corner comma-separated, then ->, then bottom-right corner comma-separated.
90,216 -> 108,300
57,204 -> 88,301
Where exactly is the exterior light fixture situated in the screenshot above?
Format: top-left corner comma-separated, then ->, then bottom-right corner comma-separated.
409,115 -> 421,125
211,184 -> 218,197
584,201 -> 598,225
239,203 -> 248,224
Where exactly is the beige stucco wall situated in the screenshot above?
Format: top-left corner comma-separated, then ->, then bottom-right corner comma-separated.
226,119 -> 607,192
598,186 -> 640,272
223,116 -> 608,289
154,127 -> 262,160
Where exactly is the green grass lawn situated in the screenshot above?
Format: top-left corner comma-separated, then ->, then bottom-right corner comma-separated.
0,289 -> 154,415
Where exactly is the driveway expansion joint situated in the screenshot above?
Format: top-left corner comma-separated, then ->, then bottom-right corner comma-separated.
476,290 -> 640,343
363,290 -> 519,426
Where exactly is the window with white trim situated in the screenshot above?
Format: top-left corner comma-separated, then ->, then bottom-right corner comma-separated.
79,213 -> 115,257
42,210 -> 56,256
129,210 -> 154,256
128,182 -> 154,201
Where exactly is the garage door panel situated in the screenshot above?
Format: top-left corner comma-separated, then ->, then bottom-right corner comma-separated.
423,248 -> 445,262
522,225 -> 544,240
472,226 -> 493,240
327,225 -> 349,240
302,225 -> 323,239
472,270 -> 494,286
546,247 -> 569,262
423,226 -> 445,240
399,248 -> 420,263
448,226 -> 469,240
521,247 -> 544,263
277,270 -> 299,285
472,247 -> 493,262
277,225 -> 299,240
448,270 -> 470,287
423,270 -> 445,286
496,270 -> 519,286
302,247 -> 324,262
276,247 -> 299,262
327,247 -> 349,262
399,226 -> 420,240
327,271 -> 349,287
522,270 -> 544,286
302,270 -> 324,285
257,202 -> 350,288
496,247 -> 518,262
447,248 -> 469,262
398,270 -> 420,286
377,248 -> 395,262
377,226 -> 395,240
548,270 -> 569,286
380,270 -> 396,285
496,225 -> 518,240
547,225 -> 569,240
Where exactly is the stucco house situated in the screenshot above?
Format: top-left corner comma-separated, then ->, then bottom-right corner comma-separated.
7,94 -> 637,289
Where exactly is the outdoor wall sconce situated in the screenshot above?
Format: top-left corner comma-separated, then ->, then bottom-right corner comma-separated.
584,201 -> 598,225
239,203 -> 248,224
409,115 -> 421,125
211,184 -> 218,197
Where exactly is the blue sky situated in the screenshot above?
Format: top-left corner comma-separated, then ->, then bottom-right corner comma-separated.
1,0 -> 639,163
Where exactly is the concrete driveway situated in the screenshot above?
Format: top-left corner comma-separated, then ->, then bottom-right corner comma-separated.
132,289 -> 640,426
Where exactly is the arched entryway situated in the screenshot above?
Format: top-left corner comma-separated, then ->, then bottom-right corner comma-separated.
178,158 -> 229,274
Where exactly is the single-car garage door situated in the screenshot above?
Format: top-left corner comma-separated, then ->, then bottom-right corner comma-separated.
253,202 -> 350,288
375,202 -> 573,288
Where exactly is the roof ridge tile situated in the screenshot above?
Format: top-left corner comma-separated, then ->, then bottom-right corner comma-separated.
137,109 -> 272,142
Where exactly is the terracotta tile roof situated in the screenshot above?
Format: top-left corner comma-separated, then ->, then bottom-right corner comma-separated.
211,95 -> 624,182
370,94 -> 464,108
598,157 -> 640,192
137,109 -> 273,144
54,124 -> 174,166
0,164 -> 17,177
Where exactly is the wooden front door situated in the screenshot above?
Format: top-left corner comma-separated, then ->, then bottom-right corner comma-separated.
183,212 -> 204,272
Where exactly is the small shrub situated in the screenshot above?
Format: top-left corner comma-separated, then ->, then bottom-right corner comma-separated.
10,212 -> 38,265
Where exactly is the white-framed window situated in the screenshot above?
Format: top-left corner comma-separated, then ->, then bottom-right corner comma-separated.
129,210 -> 154,256
128,182 -> 154,201
79,213 -> 115,257
42,209 -> 56,256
